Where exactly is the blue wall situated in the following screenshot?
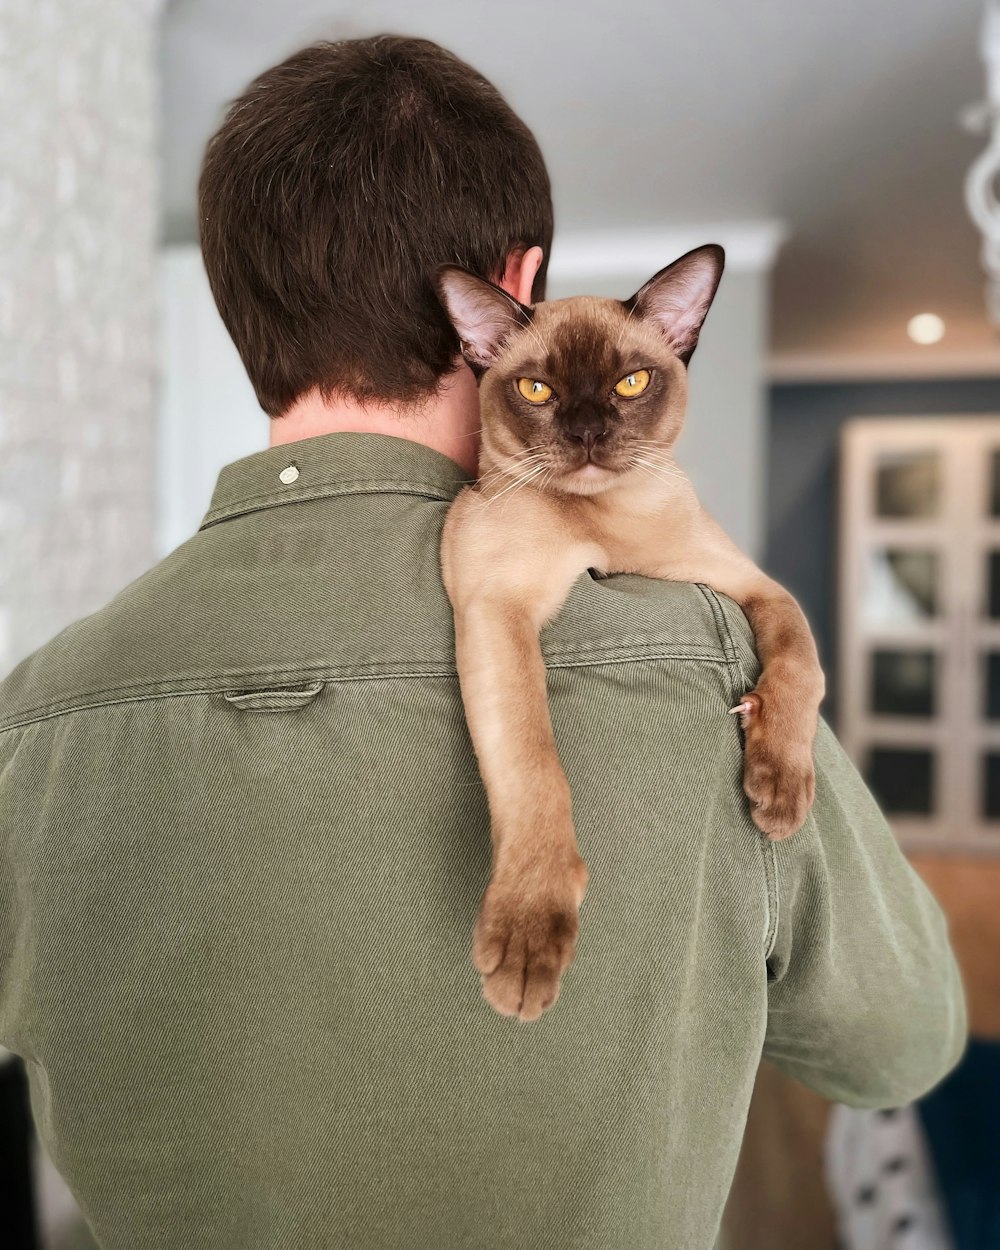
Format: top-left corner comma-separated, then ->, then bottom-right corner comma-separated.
766,378 -> 1000,725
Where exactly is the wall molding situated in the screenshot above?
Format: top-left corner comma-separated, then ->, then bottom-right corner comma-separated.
547,219 -> 787,282
769,347 -> 1000,384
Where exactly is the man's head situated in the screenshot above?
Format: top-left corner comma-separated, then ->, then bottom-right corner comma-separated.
199,36 -> 553,418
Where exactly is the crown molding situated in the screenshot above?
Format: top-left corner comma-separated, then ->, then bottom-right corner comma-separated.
769,347 -> 1000,384
547,219 -> 788,282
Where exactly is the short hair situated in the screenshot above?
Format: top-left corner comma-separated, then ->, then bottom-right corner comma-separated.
198,36 -> 554,416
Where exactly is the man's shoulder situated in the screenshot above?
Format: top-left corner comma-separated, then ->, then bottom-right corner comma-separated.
542,574 -> 756,673
0,534 -> 217,734
0,507 -> 758,736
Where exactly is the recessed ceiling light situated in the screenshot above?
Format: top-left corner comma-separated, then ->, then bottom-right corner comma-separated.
907,313 -> 945,345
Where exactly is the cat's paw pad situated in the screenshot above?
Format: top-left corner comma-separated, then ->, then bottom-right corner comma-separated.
472,859 -> 587,1022
742,731 -> 815,841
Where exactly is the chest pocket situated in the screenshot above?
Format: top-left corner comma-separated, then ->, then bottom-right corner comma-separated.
221,680 -> 325,712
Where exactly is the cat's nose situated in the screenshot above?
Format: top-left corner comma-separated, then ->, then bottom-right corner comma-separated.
566,418 -> 608,453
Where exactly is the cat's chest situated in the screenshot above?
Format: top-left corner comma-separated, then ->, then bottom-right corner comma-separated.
582,487 -> 694,573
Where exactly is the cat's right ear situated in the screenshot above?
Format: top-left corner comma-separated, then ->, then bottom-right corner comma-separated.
435,266 -> 532,369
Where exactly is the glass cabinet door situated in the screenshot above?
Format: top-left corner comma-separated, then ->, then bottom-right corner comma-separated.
966,430 -> 1000,839
840,417 -> 1000,851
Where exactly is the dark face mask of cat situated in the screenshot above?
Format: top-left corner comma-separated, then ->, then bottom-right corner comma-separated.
436,244 -> 725,496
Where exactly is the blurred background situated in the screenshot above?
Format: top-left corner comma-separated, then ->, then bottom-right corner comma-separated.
2,1 -> 999,1247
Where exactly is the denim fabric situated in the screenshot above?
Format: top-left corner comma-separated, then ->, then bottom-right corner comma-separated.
0,433 -> 966,1250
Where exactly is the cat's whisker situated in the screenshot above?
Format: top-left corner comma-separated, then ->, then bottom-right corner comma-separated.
630,439 -> 681,458
628,447 -> 685,481
518,315 -> 550,361
639,462 -> 684,483
615,300 -> 638,351
488,474 -> 547,513
483,459 -> 547,484
630,457 -> 685,490
632,453 -> 680,475
478,448 -> 548,486
483,448 -> 547,470
482,463 -> 549,509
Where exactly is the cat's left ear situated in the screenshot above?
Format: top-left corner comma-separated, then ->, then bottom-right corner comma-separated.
626,244 -> 725,366
435,266 -> 533,369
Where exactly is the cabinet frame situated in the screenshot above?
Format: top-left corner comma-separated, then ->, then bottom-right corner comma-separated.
839,416 -> 1000,855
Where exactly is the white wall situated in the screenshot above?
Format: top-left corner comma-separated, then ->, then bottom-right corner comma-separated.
157,249 -> 267,555
1,0 -> 161,673
159,225 -> 780,557
680,267 -> 769,558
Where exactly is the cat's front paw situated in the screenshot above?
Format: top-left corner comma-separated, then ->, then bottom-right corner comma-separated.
472,853 -> 588,1022
738,693 -> 815,840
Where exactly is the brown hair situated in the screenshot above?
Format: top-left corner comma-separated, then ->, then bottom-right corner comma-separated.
198,36 -> 554,416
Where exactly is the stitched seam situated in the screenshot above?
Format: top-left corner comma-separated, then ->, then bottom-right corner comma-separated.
200,479 -> 466,528
542,645 -> 725,665
696,583 -> 739,666
0,644 -> 727,731
698,585 -> 778,960
697,585 -> 748,699
0,652 -> 738,735
763,841 -> 779,961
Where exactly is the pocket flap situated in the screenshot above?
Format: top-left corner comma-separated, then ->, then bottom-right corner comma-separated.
222,680 -> 325,711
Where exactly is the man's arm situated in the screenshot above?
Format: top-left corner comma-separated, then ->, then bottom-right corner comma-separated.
0,728 -> 19,1038
762,719 -> 967,1107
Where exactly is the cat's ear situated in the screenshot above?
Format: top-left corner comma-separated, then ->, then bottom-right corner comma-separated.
625,244 -> 725,366
435,266 -> 532,368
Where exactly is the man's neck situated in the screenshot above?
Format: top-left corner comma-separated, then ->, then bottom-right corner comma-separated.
269,364 -> 482,476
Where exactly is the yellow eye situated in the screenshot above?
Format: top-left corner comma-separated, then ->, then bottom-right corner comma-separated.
517,377 -> 554,404
614,369 -> 651,398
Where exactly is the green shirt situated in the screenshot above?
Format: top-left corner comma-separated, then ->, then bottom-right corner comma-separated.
0,433 -> 965,1250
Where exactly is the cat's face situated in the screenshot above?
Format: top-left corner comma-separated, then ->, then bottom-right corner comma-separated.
436,245 -> 724,497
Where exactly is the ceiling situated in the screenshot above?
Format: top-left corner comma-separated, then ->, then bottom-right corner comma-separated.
161,0 -> 1000,377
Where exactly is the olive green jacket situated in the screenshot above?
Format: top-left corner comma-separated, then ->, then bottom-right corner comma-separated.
0,433 -> 965,1250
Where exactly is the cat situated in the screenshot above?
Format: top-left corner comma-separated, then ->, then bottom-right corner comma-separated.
435,244 -> 824,1021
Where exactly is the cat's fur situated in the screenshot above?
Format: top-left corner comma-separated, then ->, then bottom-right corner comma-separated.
436,245 -> 824,1021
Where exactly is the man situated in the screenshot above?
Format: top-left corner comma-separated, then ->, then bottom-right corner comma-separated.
0,36 -> 964,1250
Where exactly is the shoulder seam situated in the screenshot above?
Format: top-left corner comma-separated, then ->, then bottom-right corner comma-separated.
697,585 -> 778,960
763,841 -> 779,960
696,583 -> 739,666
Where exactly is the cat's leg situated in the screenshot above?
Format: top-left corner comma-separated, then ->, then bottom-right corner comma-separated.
640,508 -> 825,840
442,487 -> 605,1020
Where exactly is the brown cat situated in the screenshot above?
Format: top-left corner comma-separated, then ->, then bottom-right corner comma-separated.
436,245 -> 824,1021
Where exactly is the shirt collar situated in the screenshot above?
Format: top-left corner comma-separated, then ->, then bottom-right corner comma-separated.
200,432 -> 472,530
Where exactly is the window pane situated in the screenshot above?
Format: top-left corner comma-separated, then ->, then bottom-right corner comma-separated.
983,753 -> 1000,821
875,451 -> 940,518
989,553 -> 1000,620
986,654 -> 1000,721
871,650 -> 935,717
866,747 -> 934,815
862,550 -> 938,628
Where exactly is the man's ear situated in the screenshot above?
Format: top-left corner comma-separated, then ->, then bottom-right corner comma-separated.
500,245 -> 544,306
435,266 -> 532,369
625,244 -> 725,365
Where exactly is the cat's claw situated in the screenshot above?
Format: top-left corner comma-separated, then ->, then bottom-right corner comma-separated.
728,692 -> 762,729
